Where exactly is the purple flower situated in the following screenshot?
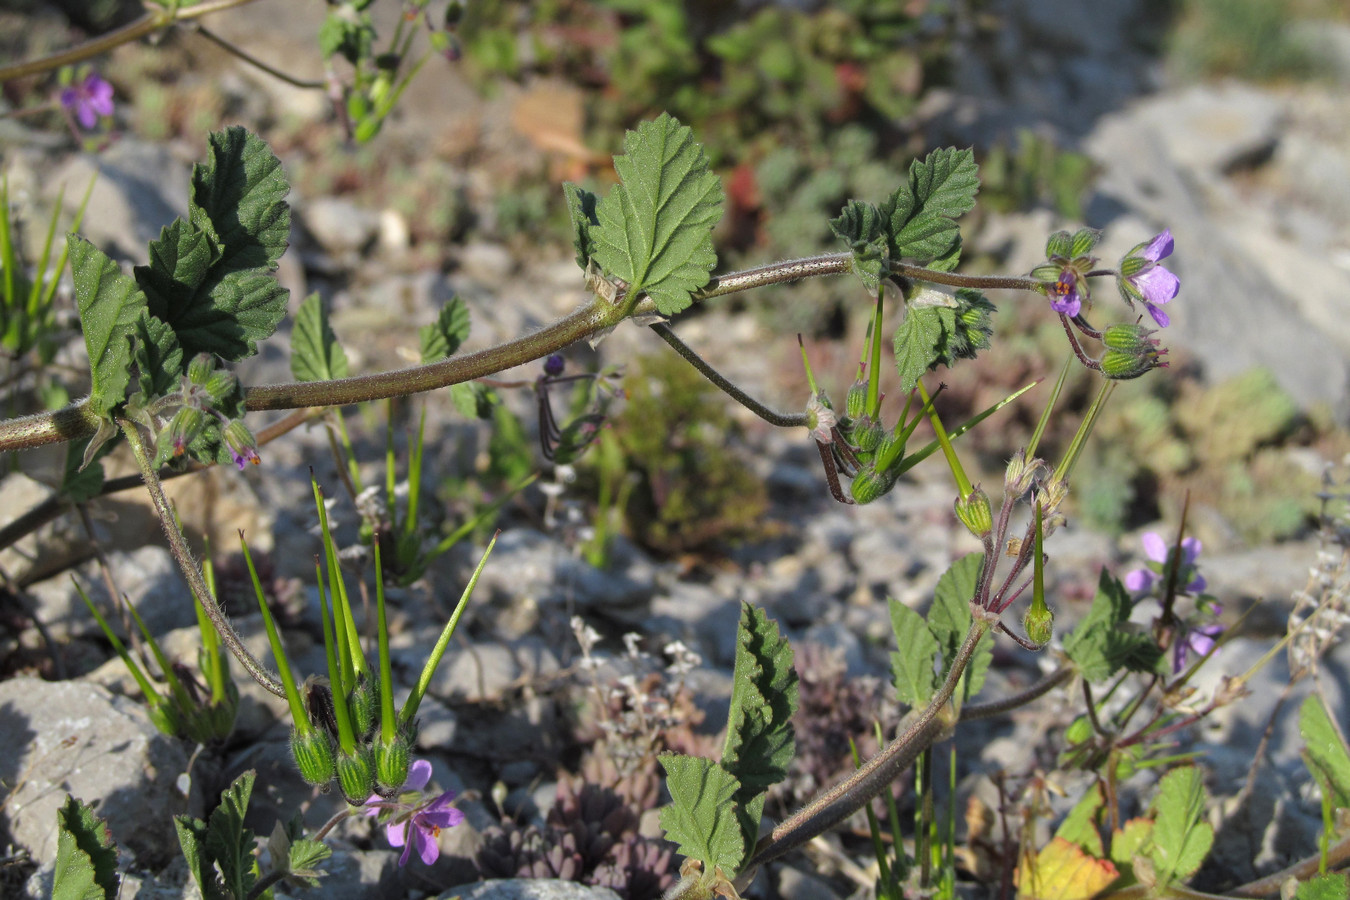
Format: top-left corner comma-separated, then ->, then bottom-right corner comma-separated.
223,419 -> 260,470
1124,531 -> 1206,595
364,759 -> 464,867
1119,230 -> 1180,327
1173,621 -> 1223,674
1049,267 -> 1086,318
60,74 -> 114,130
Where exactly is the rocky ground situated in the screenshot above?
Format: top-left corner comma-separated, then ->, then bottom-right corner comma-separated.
3,1 -> 1350,898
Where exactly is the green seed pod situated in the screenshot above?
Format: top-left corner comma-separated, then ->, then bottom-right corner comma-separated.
350,676 -> 379,741
291,728 -> 337,787
375,736 -> 411,796
336,748 -> 375,804
853,420 -> 884,454
850,467 -> 897,505
844,379 -> 868,420
1022,602 -> 1055,648
1100,348 -> 1158,381
954,487 -> 993,539
186,353 -> 215,385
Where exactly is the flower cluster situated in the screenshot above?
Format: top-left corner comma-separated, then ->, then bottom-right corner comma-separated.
1125,531 -> 1222,674
127,352 -> 261,470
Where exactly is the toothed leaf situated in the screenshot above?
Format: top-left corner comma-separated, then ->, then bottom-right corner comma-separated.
291,292 -> 349,381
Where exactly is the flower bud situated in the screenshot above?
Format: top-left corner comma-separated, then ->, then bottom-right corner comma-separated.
853,420 -> 884,455
336,748 -> 375,804
163,406 -> 206,458
223,419 -> 261,469
1069,227 -> 1102,259
186,353 -> 215,385
1022,600 -> 1055,648
1101,322 -> 1160,353
204,370 -> 238,405
850,467 -> 897,505
954,487 -> 993,539
1044,230 -> 1073,259
844,378 -> 868,419
375,736 -> 411,796
292,728 -> 337,787
1101,348 -> 1164,380
543,353 -> 566,377
350,676 -> 379,741
1004,449 -> 1043,498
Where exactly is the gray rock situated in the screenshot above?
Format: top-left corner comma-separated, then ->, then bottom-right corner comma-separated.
0,677 -> 197,869
776,865 -> 840,900
443,879 -> 621,900
272,849 -> 400,900
396,636 -> 561,704
0,473 -> 91,588
457,241 -> 517,283
302,197 -> 380,258
27,545 -> 198,643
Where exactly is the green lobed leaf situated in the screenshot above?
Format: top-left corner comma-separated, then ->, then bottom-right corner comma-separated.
563,182 -> 600,269
1063,570 -> 1162,681
204,770 -> 257,900
592,113 -> 724,315
883,147 -> 979,265
829,200 -> 889,294
291,292 -> 349,382
891,304 -> 949,394
135,218 -> 217,326
419,295 -> 471,363
267,816 -> 331,887
133,311 -> 184,399
52,795 -> 119,900
191,267 -> 290,362
926,552 -> 993,699
1147,766 -> 1213,884
1300,694 -> 1350,810
889,597 -> 939,708
1297,874 -> 1350,900
70,236 -> 148,416
174,814 -> 222,900
189,126 -> 290,273
658,754 -> 745,875
720,603 -> 798,855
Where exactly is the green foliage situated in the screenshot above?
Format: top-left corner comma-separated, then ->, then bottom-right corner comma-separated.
611,352 -> 767,555
175,770 -> 259,900
1298,874 -> 1350,900
1167,0 -> 1338,83
883,147 -> 979,268
563,182 -> 600,269
266,815 -> 332,890
658,755 -> 745,875
52,795 -> 119,900
829,200 -> 889,294
720,603 -> 798,855
1300,694 -> 1350,811
926,553 -> 993,699
71,237 -> 147,417
1063,570 -> 1162,681
1146,767 -> 1213,884
592,113 -> 724,315
888,598 -> 939,708
291,292 -> 349,381
980,130 -> 1095,220
660,604 -> 797,880
418,295 -> 471,362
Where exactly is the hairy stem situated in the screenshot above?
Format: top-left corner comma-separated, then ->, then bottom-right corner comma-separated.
119,419 -> 285,698
649,323 -> 805,427
959,666 -> 1074,721
0,0 -> 261,83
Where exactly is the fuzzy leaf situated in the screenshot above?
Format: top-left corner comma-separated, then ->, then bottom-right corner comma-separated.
291,292 -> 349,381
659,754 -> 745,874
174,814 -> 220,900
1297,874 -> 1350,900
1063,570 -> 1162,681
177,267 -> 289,361
71,237 -> 148,416
892,304 -> 952,394
883,147 -> 979,264
135,218 -> 217,323
1148,767 -> 1213,884
889,597 -> 939,707
52,795 -> 119,900
830,200 -> 889,294
1111,818 -> 1153,867
419,295 -> 471,363
563,182 -> 600,268
204,770 -> 257,900
720,603 -> 797,854
189,126 -> 290,273
926,553 -> 993,699
592,113 -> 723,315
451,382 -> 498,419
1300,694 -> 1350,810
133,311 -> 183,398
1016,837 -> 1118,900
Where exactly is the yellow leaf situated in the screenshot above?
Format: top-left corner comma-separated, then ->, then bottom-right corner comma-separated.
1016,836 -> 1120,900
